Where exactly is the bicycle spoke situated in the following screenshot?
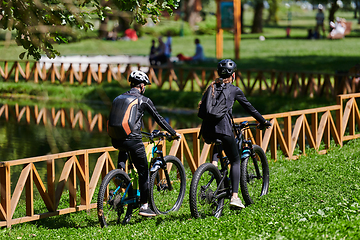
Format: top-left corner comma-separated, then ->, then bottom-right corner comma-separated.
190,164 -> 224,218
97,169 -> 134,227
149,156 -> 186,214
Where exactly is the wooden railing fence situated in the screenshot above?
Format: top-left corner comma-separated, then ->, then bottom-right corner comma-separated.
1,93 -> 360,227
1,60 -> 359,97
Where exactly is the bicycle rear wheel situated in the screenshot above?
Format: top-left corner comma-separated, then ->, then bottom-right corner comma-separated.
97,169 -> 135,227
240,145 -> 270,206
189,163 -> 224,218
149,155 -> 186,215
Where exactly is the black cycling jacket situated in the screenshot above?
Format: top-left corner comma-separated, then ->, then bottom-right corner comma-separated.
200,82 -> 266,138
114,88 -> 176,140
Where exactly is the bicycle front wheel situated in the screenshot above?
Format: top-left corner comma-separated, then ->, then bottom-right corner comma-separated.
189,163 -> 224,219
97,169 -> 135,227
149,155 -> 186,215
240,145 -> 270,206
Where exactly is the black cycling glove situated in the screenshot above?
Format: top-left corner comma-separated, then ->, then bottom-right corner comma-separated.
259,120 -> 271,130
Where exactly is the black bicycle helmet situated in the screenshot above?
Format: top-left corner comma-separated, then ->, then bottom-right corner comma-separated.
129,70 -> 151,87
217,59 -> 237,78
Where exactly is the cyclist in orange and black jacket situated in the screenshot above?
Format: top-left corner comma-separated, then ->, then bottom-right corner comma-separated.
199,59 -> 271,209
109,70 -> 181,217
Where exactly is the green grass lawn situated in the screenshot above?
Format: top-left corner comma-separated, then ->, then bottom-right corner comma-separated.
0,7 -> 359,73
2,139 -> 360,239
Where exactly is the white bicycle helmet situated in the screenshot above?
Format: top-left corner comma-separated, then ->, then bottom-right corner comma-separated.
129,70 -> 151,87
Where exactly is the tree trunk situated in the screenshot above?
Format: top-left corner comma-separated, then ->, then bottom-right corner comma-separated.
329,2 -> 339,23
98,0 -> 110,39
98,16 -> 109,39
184,0 -> 200,30
357,1 -> 360,23
266,0 -> 278,24
251,0 -> 264,33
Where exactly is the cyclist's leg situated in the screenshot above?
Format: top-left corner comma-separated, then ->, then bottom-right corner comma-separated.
117,151 -> 127,170
112,139 -> 149,203
122,140 -> 149,204
218,134 -> 244,208
219,135 -> 240,194
126,140 -> 157,216
211,144 -> 221,167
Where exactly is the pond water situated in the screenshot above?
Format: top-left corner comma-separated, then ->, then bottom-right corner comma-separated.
0,102 -> 201,162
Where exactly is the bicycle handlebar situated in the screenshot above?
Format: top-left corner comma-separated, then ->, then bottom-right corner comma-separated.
234,121 -> 259,130
141,130 -> 178,142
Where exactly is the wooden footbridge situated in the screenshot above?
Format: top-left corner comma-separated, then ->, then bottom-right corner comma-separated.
1,93 -> 360,227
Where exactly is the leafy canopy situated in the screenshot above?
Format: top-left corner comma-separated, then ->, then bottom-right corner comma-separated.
0,0 -> 178,60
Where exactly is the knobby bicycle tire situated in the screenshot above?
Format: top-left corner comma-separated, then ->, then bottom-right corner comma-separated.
97,169 -> 134,227
189,163 -> 224,219
240,145 -> 270,206
149,155 -> 186,215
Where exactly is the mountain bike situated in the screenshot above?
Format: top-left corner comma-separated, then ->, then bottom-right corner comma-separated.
189,121 -> 270,218
97,130 -> 186,227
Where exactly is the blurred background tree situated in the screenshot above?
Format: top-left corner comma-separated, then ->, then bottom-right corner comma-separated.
0,0 -> 178,60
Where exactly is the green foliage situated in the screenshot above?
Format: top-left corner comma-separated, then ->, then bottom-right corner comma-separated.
143,20 -> 193,37
0,0 -> 178,60
2,139 -> 360,238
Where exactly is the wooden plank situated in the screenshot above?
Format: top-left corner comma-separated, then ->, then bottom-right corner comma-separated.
47,160 -> 55,211
283,115 -> 291,152
0,149 -> 90,167
261,119 -> 273,151
290,115 -> 304,154
69,159 -> 76,208
274,118 -> 290,157
0,204 -> 97,227
192,132 -> 200,167
168,137 -> 181,156
342,97 -> 353,134
88,152 -> 107,200
33,164 -> 54,212
270,121 -> 277,160
316,111 -> 329,148
10,164 -> 31,218
336,95 -> 343,146
343,134 -> 360,141
182,137 -> 197,173
0,203 -> 5,221
329,114 -> 341,145
55,156 -> 75,209
78,154 -> 89,208
199,143 -> 212,166
311,113 -> 318,146
303,117 -> 316,149
25,164 -> 34,217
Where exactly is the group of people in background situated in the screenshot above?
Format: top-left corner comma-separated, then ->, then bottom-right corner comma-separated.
308,4 -> 348,40
149,32 -> 205,66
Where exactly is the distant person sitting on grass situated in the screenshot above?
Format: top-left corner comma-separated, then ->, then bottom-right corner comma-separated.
328,17 -> 347,39
176,38 -> 205,62
149,36 -> 167,66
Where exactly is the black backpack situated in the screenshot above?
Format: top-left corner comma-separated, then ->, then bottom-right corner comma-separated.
107,94 -> 139,140
198,84 -> 230,122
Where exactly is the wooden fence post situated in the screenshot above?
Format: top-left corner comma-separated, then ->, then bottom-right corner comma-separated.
0,163 -> 11,227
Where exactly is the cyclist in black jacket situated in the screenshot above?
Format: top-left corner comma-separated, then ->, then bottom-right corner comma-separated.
199,59 -> 271,209
110,70 -> 181,217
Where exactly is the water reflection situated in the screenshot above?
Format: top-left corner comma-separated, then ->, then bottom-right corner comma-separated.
0,103 -> 201,161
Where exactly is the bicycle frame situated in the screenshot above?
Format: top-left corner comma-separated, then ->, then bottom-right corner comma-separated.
211,121 -> 261,201
114,131 -> 175,209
